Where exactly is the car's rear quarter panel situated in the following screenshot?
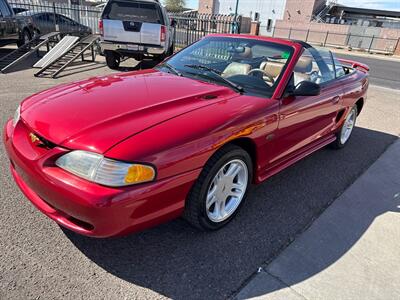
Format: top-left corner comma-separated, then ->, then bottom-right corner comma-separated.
339,69 -> 369,111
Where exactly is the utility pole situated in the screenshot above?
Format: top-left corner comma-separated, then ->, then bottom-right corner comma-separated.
232,0 -> 240,33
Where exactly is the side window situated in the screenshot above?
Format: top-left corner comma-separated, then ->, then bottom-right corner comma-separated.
332,54 -> 346,78
315,48 -> 336,81
293,49 -> 322,86
293,48 -> 337,86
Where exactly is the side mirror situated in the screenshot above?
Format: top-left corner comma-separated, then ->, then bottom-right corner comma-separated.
171,19 -> 177,27
292,81 -> 320,96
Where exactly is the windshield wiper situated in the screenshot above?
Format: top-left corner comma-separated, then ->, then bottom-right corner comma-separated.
184,64 -> 244,93
161,63 -> 182,77
185,64 -> 222,75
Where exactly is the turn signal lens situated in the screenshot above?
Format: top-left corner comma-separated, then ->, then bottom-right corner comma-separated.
125,165 -> 155,184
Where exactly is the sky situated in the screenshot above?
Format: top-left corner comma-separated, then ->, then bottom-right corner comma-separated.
185,0 -> 400,11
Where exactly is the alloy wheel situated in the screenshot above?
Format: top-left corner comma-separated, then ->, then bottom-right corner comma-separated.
340,108 -> 356,144
206,159 -> 248,223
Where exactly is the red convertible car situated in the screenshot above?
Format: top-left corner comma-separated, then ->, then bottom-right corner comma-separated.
4,35 -> 369,237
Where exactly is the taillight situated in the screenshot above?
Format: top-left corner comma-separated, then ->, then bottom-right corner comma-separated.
160,25 -> 166,42
99,19 -> 103,36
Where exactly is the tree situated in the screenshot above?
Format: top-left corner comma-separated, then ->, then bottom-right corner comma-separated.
164,0 -> 186,12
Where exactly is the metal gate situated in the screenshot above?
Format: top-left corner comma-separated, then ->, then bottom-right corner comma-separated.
169,13 -> 242,48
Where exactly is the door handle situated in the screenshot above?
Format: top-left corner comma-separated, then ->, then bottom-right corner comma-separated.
331,96 -> 340,104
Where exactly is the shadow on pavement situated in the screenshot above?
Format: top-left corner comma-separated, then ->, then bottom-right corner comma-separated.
64,127 -> 398,300
53,61 -> 107,78
0,47 -> 44,73
117,58 -> 160,72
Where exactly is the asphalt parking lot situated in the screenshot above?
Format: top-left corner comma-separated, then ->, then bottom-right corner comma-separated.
0,52 -> 399,300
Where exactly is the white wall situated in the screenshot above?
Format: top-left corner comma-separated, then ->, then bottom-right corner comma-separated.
215,0 -> 287,27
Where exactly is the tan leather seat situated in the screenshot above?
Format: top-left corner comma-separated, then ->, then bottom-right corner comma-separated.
222,47 -> 253,78
293,57 -> 313,85
222,62 -> 251,78
260,61 -> 285,80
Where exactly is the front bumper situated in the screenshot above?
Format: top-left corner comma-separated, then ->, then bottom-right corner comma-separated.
100,41 -> 165,55
3,119 -> 200,238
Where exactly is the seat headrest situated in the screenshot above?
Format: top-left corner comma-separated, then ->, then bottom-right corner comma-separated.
294,57 -> 313,73
222,62 -> 251,78
233,47 -> 252,59
261,61 -> 285,78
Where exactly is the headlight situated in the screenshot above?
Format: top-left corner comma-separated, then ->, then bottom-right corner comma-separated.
55,150 -> 156,187
13,105 -> 20,126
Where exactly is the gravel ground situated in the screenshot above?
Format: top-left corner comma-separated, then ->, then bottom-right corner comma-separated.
0,53 -> 399,300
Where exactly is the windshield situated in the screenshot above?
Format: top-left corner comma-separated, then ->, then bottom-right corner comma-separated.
161,37 -> 294,97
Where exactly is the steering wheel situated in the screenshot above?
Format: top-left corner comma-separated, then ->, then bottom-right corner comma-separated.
247,69 -> 275,84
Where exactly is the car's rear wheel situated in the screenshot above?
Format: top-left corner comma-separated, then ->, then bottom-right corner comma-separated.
184,144 -> 252,231
105,51 -> 120,70
331,105 -> 357,149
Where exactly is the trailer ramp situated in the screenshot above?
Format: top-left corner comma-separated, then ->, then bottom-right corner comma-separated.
33,35 -> 80,69
0,32 -> 60,73
34,35 -> 100,78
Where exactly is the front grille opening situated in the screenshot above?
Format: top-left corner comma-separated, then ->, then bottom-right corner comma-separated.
67,216 -> 95,231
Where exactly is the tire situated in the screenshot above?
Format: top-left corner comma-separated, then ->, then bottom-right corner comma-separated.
17,29 -> 31,47
155,53 -> 167,63
167,44 -> 174,56
105,51 -> 120,70
184,144 -> 253,231
331,105 -> 358,149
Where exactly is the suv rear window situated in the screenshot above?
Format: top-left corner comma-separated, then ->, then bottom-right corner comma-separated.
103,1 -> 163,24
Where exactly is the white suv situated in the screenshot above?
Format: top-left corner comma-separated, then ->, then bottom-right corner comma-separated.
99,0 -> 175,69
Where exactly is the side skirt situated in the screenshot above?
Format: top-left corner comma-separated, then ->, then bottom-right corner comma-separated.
257,134 -> 336,183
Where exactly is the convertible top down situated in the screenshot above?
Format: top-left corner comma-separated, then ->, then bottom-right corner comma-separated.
4,34 -> 368,237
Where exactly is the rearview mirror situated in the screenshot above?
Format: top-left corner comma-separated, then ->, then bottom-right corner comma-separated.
293,81 -> 320,96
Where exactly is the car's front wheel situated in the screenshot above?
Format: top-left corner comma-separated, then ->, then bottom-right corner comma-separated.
331,105 -> 357,149
184,144 -> 252,231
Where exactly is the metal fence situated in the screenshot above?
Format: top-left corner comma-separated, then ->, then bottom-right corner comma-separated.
265,26 -> 399,55
169,13 -> 242,48
9,0 -> 102,34
9,1 -> 244,49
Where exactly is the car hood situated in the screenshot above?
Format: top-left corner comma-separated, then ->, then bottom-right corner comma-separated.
21,69 -> 236,153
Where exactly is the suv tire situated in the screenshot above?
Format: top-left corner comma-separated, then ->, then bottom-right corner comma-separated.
105,51 -> 121,70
